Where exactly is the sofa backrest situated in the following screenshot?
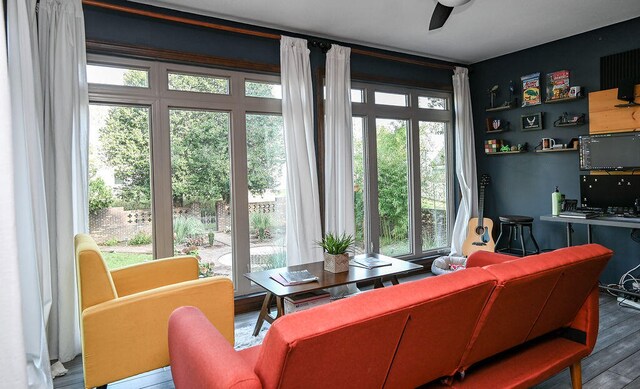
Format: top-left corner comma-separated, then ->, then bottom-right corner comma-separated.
253,268 -> 497,389
458,244 -> 612,371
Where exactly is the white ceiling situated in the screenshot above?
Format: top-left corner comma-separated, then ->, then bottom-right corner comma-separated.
131,0 -> 640,64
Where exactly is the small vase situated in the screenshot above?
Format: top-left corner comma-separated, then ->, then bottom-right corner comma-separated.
324,252 -> 349,273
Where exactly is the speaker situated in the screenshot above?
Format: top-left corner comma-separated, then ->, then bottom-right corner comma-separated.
617,79 -> 636,102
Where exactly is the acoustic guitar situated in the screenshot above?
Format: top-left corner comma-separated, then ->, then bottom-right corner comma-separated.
462,174 -> 495,256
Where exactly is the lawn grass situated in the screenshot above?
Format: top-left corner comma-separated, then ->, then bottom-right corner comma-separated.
102,251 -> 153,269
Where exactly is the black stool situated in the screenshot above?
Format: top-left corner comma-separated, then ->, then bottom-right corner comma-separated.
495,215 -> 540,257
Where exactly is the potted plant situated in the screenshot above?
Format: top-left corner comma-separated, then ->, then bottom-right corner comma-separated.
317,232 -> 355,273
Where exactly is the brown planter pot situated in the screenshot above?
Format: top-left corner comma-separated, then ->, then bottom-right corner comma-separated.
324,253 -> 349,273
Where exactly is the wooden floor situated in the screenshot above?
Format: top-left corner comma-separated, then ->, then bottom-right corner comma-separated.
54,290 -> 640,389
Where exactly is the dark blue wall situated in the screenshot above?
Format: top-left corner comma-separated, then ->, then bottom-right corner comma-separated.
470,18 -> 640,283
83,1 -> 454,87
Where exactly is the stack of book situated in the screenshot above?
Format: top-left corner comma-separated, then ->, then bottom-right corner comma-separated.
284,290 -> 331,314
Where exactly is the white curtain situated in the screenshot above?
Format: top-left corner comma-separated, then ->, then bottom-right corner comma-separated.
450,67 -> 478,257
7,0 -> 54,386
280,36 -> 323,265
38,0 -> 89,363
0,4 -> 29,387
324,45 -> 355,238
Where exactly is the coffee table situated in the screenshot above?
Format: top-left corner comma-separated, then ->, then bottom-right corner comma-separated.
244,253 -> 423,336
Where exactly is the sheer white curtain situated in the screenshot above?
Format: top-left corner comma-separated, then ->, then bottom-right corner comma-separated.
324,45 -> 355,238
7,0 -> 54,386
280,36 -> 323,265
0,4 -> 29,387
38,0 -> 89,363
449,67 -> 478,256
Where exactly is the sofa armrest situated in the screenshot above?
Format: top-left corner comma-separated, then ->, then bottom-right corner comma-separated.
466,251 -> 515,268
81,277 -> 234,388
110,256 -> 199,297
169,306 -> 261,389
567,285 -> 600,351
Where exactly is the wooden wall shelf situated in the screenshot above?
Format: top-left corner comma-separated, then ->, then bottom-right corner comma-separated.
535,147 -> 578,153
545,96 -> 584,104
485,129 -> 506,134
486,150 -> 526,155
486,104 -> 516,112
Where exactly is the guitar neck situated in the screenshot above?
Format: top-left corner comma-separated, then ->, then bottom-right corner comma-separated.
478,186 -> 485,226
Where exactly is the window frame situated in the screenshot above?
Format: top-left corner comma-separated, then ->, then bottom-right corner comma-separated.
87,54 -> 283,296
351,81 -> 454,260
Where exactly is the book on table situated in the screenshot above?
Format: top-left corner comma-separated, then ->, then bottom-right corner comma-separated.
284,290 -> 331,313
352,257 -> 392,269
276,269 -> 319,285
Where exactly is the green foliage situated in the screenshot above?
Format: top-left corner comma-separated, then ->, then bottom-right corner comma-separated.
102,252 -> 152,269
99,105 -> 151,209
317,232 -> 355,255
262,251 -> 286,270
129,231 -> 152,245
88,177 -> 114,214
250,213 -> 272,241
198,261 -> 215,277
376,121 -> 409,242
173,215 -> 205,245
98,71 -> 286,210
103,238 -> 119,246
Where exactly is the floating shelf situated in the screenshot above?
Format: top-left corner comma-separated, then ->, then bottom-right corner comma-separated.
535,147 -> 578,153
485,129 -> 507,134
554,121 -> 586,127
544,96 -> 584,104
486,150 -> 526,155
486,104 -> 516,112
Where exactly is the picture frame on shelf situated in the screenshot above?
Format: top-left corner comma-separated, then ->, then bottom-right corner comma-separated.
521,72 -> 541,107
521,112 -> 543,131
545,70 -> 571,101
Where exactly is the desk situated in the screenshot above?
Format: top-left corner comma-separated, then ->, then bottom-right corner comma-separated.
244,253 -> 422,336
540,215 -> 640,246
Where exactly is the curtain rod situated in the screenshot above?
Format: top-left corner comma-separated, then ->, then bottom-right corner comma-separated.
82,0 -> 455,71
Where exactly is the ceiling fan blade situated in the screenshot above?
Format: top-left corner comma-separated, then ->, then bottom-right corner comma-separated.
429,2 -> 454,30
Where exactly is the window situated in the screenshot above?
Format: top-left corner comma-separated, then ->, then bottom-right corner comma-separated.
350,83 -> 453,259
88,55 -> 284,295
87,64 -> 149,87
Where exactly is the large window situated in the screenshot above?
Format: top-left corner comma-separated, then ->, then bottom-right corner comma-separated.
350,82 -> 453,259
88,55 -> 284,295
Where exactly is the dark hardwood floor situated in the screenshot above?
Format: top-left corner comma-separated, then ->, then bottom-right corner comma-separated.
53,288 -> 640,389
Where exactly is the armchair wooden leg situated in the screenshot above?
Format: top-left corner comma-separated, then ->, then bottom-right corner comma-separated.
570,361 -> 582,389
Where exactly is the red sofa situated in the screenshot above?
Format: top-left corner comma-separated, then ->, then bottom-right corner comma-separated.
168,244 -> 612,389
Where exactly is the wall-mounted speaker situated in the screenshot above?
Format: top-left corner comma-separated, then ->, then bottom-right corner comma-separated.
617,79 -> 636,102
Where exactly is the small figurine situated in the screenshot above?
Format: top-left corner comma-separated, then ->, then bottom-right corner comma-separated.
488,85 -> 499,108
511,145 -> 518,151
500,145 -> 511,152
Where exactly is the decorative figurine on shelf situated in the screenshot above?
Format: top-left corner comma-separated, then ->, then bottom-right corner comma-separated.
511,145 -> 518,151
488,85 -> 499,108
509,80 -> 515,102
500,145 -> 511,152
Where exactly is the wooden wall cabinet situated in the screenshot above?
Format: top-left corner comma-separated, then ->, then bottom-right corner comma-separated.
588,85 -> 640,134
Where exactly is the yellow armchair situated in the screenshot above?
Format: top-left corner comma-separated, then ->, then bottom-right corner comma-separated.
74,234 -> 234,389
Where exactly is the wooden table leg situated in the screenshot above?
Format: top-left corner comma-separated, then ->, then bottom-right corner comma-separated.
276,296 -> 285,317
374,278 -> 385,289
252,292 -> 273,336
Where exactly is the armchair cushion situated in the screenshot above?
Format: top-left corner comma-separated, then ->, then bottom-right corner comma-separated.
110,255 -> 199,297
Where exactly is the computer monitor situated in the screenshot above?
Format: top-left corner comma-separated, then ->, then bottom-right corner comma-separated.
579,131 -> 640,171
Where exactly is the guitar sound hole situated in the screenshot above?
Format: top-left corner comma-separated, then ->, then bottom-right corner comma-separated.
475,226 -> 485,235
